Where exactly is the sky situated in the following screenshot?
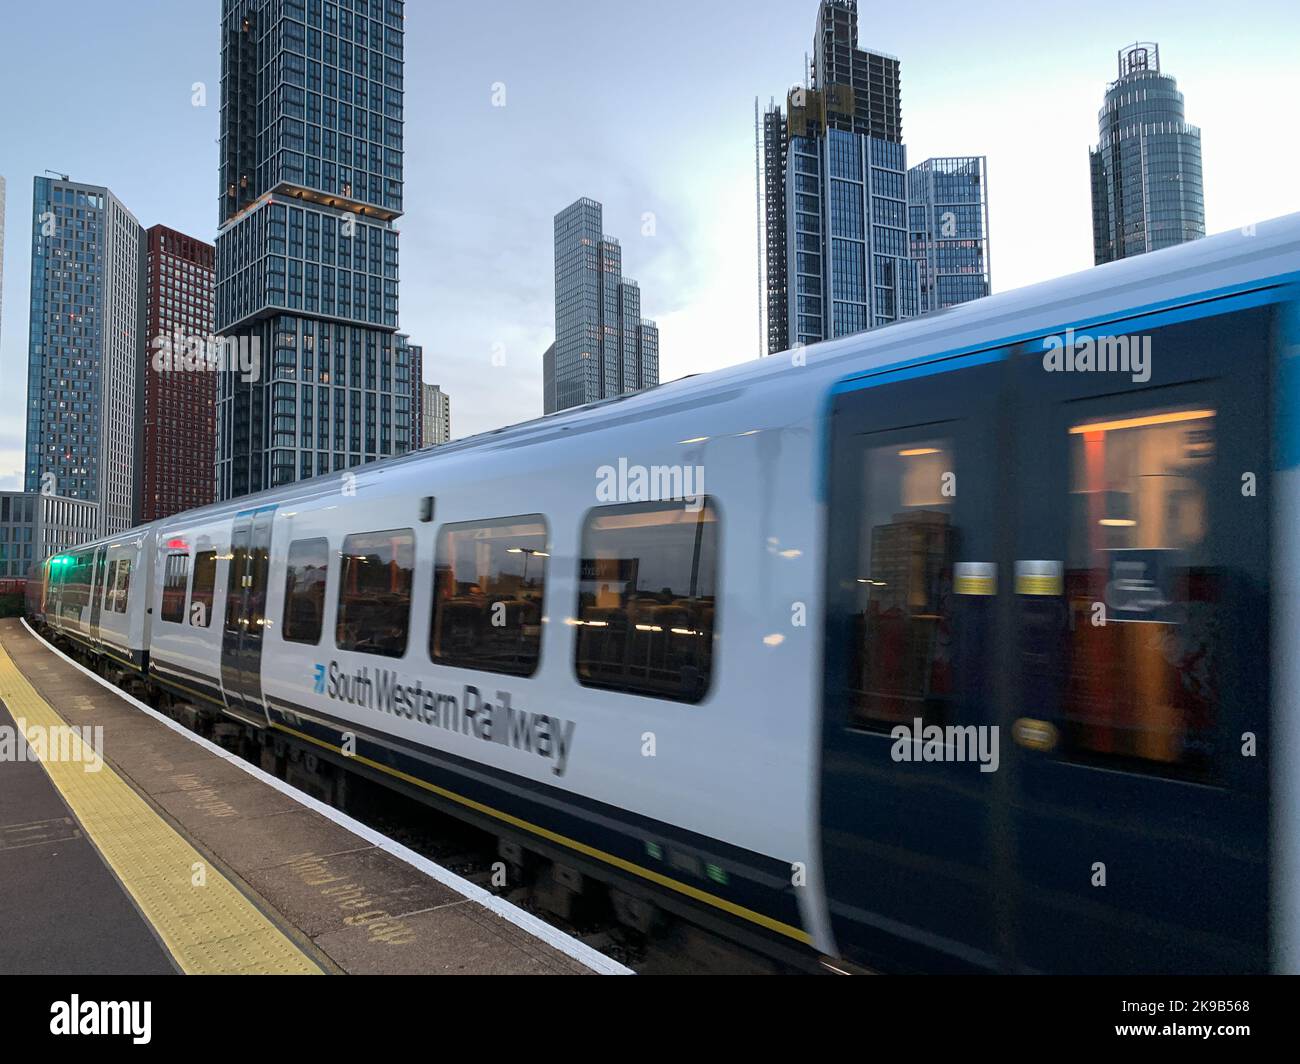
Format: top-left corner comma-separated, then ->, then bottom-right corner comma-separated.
1,0 -> 1298,491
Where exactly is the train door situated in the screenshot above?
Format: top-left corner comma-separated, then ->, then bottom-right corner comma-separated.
220,505 -> 276,727
1007,304 -> 1271,973
820,354 -> 1011,972
89,546 -> 106,641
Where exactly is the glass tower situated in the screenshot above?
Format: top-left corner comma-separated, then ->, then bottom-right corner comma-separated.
25,176 -> 143,536
550,198 -> 660,414
1090,42 -> 1205,265
787,125 -> 918,346
396,332 -> 422,446
758,1 -> 994,352
907,157 -> 991,314
759,1 -> 922,353
215,0 -> 409,500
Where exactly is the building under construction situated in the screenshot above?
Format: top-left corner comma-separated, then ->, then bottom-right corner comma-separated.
756,0 -> 990,356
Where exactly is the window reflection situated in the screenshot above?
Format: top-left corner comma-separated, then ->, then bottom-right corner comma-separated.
336,529 -> 413,658
575,501 -> 718,704
1064,408 -> 1216,772
108,559 -> 132,614
431,517 -> 547,676
161,553 -> 190,624
283,538 -> 329,645
191,550 -> 217,628
848,439 -> 956,728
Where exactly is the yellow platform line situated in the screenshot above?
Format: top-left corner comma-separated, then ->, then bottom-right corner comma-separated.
0,644 -> 322,975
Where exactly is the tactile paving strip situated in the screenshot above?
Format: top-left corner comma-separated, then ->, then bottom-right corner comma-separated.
0,644 -> 323,975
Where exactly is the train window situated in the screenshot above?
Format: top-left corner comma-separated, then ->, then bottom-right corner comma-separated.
283,538 -> 329,645
108,559 -> 132,614
102,561 -> 117,611
161,554 -> 190,624
190,550 -> 217,628
249,541 -> 270,632
1062,407 -> 1217,775
846,438 -> 956,729
575,500 -> 718,704
224,539 -> 249,632
63,554 -> 87,612
431,516 -> 547,677
336,529 -> 414,658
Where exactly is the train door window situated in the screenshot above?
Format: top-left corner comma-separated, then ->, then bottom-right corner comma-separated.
81,557 -> 96,614
64,555 -> 86,612
1062,406 -> 1217,777
283,538 -> 329,645
108,559 -> 132,614
248,538 -> 270,633
161,554 -> 190,623
336,529 -> 414,657
102,561 -> 118,611
190,550 -> 217,628
431,516 -> 547,677
225,538 -> 249,631
93,551 -> 107,612
575,500 -> 718,704
846,437 -> 957,730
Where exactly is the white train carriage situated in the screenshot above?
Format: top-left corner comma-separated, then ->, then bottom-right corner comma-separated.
44,529 -> 152,674
32,212 -> 1300,972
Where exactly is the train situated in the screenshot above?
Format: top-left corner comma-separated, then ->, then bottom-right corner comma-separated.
26,212 -> 1300,973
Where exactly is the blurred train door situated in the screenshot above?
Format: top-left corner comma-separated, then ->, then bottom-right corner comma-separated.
220,505 -> 276,728
88,546 -> 106,642
820,354 -> 1011,972
1007,303 -> 1272,973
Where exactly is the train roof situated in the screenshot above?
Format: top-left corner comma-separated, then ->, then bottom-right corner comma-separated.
88,210 -> 1300,543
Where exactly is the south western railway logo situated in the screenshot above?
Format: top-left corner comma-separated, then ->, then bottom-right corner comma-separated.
312,662 -> 575,777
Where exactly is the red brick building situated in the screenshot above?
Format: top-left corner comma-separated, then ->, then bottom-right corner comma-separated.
139,226 -> 216,522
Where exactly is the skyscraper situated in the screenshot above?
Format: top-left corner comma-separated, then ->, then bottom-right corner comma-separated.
25,176 -> 143,536
757,102 -> 789,357
908,157 -> 991,314
140,225 -> 216,522
1090,42 -> 1205,265
812,0 -> 902,140
549,197 -> 660,413
757,0 -> 990,353
637,318 -> 660,394
397,333 -> 423,447
785,117 -> 918,346
421,383 -> 450,446
542,342 -> 557,415
758,2 -> 913,352
215,0 -> 409,500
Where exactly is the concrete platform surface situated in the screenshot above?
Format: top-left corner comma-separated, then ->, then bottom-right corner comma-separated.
0,619 -> 610,975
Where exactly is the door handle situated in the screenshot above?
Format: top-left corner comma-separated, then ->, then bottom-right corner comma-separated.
1013,718 -> 1059,752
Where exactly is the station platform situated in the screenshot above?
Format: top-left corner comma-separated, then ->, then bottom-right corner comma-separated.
0,619 -> 626,976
